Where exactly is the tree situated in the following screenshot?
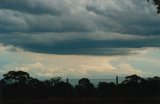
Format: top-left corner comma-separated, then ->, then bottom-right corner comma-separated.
120,75 -> 146,96
2,71 -> 31,85
98,82 -> 116,97
75,78 -> 94,96
78,78 -> 91,87
54,82 -> 74,96
28,78 -> 41,87
44,77 -> 62,87
122,74 -> 144,84
146,76 -> 160,96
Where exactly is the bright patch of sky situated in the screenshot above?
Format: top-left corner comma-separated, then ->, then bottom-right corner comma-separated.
0,45 -> 159,79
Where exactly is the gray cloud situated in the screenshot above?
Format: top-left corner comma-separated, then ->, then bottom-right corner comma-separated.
0,0 -> 160,55
0,32 -> 160,55
0,0 -> 64,15
86,0 -> 160,35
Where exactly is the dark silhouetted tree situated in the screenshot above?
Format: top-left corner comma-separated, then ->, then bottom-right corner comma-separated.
0,71 -> 160,99
98,82 -> 116,97
44,77 -> 62,87
75,78 -> 94,96
122,74 -> 145,84
54,82 -> 74,97
2,71 -> 31,85
121,75 -> 146,96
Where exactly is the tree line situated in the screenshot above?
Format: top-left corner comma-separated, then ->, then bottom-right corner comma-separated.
0,71 -> 160,99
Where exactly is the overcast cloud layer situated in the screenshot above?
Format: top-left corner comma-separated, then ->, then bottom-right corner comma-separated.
0,0 -> 160,55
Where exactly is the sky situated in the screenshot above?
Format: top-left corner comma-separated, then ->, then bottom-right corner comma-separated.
0,0 -> 160,79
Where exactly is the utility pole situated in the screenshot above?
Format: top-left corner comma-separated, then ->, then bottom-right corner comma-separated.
67,78 -> 69,83
116,76 -> 119,85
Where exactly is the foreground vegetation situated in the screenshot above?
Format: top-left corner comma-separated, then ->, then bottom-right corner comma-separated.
0,71 -> 159,104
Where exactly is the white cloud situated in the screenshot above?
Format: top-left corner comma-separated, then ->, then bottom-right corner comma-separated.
116,64 -> 144,75
0,45 -> 147,79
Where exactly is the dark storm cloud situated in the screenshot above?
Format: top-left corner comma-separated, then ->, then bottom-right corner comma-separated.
0,0 -> 62,15
0,0 -> 160,55
0,9 -> 96,33
27,15 -> 96,33
19,39 -> 160,55
0,33 -> 160,55
0,0 -> 160,34
86,0 -> 160,35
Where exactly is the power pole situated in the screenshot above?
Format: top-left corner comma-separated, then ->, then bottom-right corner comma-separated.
116,76 -> 119,85
67,78 -> 69,83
